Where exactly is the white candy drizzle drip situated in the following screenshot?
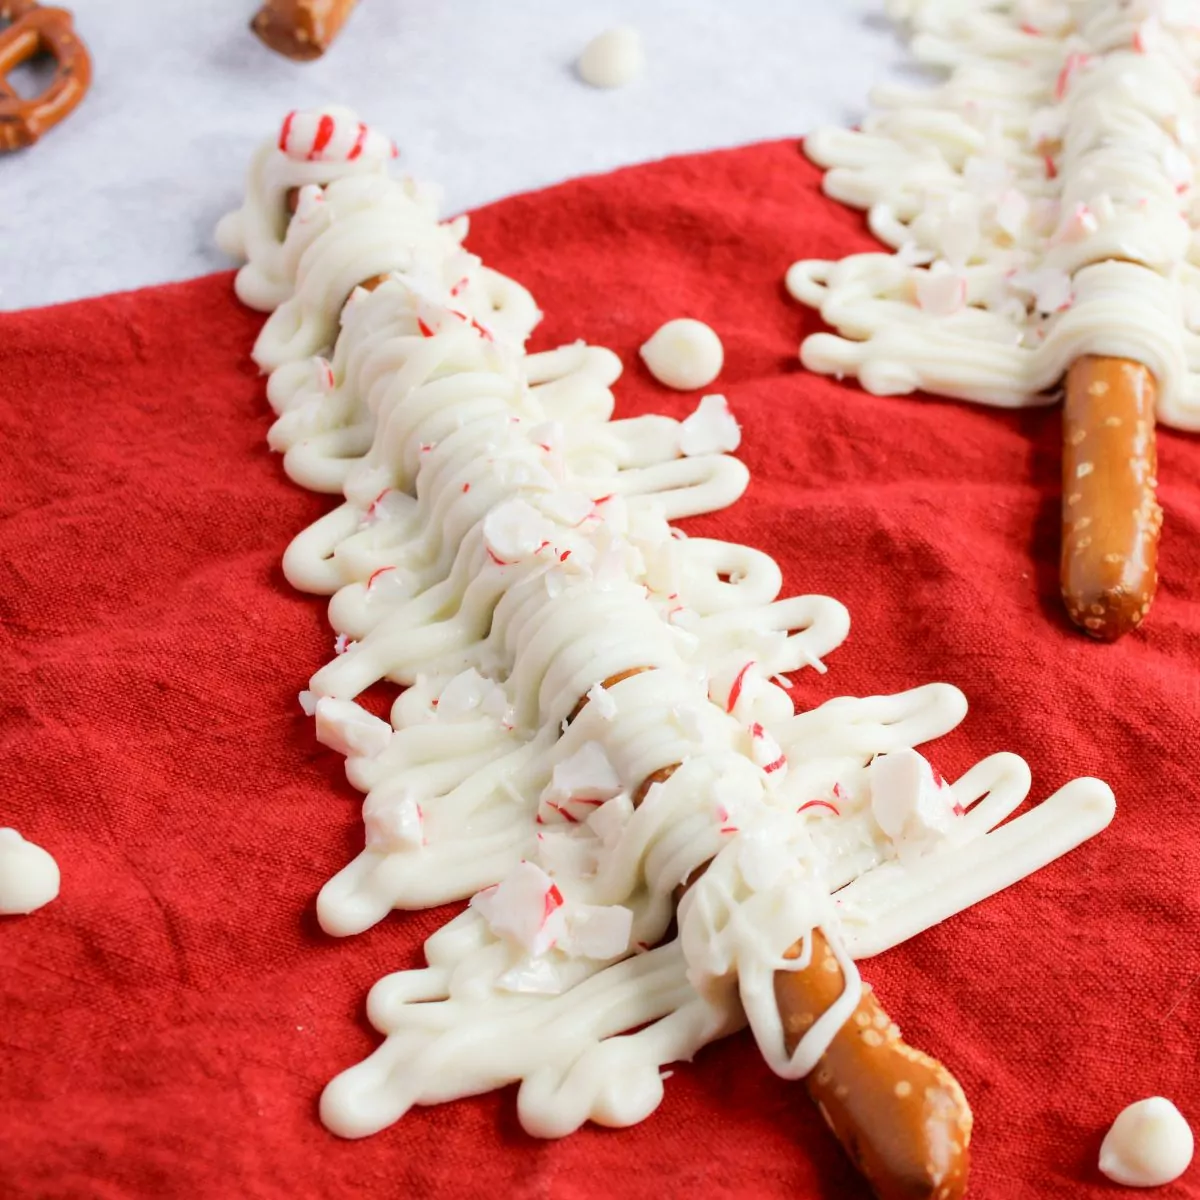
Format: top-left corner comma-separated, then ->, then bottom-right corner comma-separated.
787,0 -> 1200,429
217,113 -> 1118,1143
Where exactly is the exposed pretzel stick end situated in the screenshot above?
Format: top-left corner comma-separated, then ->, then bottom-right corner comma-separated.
1061,356 -> 1161,643
251,0 -> 360,62
776,933 -> 972,1200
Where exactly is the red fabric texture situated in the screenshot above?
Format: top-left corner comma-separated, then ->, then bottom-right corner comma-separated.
2,140 -> 1198,1200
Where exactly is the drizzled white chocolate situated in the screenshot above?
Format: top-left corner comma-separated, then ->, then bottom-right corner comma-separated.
788,0 -> 1200,429
218,111 -> 1116,1144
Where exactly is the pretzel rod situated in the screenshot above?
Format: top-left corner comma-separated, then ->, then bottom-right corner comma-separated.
0,0 -> 91,152
1062,357 -> 1161,641
251,0 -> 360,62
776,934 -> 970,1200
582,675 -> 972,1200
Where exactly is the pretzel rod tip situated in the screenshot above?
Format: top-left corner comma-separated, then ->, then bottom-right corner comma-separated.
252,0 -> 360,62
1061,356 -> 1162,642
776,932 -> 971,1200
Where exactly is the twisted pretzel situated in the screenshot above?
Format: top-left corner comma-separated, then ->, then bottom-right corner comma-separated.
0,0 -> 90,152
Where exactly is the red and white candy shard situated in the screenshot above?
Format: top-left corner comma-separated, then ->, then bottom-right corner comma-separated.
542,742 -> 624,808
483,499 -> 557,564
679,394 -> 741,456
867,748 -> 958,861
363,792 -> 423,851
315,697 -> 392,760
470,860 -> 567,957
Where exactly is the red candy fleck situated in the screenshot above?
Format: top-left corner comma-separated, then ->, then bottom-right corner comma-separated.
798,799 -> 841,817
462,483 -> 471,494
1055,53 -> 1091,101
417,317 -> 436,338
543,884 -> 565,922
367,488 -> 391,519
726,662 -> 754,713
366,565 -> 395,591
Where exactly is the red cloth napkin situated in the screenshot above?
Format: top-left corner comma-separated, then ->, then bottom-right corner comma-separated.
2,140 -> 1198,1200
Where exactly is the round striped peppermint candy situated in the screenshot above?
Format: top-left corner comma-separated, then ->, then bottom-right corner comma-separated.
277,108 -> 397,164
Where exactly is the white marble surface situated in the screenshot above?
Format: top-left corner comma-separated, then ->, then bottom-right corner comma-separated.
2,0 -> 917,311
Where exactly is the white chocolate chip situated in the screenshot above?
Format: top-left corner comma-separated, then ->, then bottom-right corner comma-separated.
576,27 -> 644,89
0,829 -> 60,915
640,319 -> 724,391
1100,1098 -> 1194,1188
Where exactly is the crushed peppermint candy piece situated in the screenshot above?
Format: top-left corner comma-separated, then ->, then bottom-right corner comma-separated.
312,355 -> 336,392
526,420 -> 565,456
1055,52 -> 1093,101
748,722 -> 788,779
563,904 -> 634,960
915,267 -> 968,317
298,690 -> 319,717
436,668 -> 506,723
1009,267 -> 1073,315
868,749 -> 958,861
1134,15 -> 1165,53
495,457 -> 559,494
737,824 -> 796,890
994,189 -> 1030,238
363,791 -> 423,850
482,499 -> 556,565
585,682 -> 618,720
670,704 -> 706,740
536,830 -> 600,880
536,489 -> 595,528
586,792 -> 634,848
315,697 -> 393,759
293,184 -> 326,224
542,742 -> 623,805
333,632 -> 354,655
679,394 -> 741,456
471,861 -> 566,956
1053,203 -> 1100,244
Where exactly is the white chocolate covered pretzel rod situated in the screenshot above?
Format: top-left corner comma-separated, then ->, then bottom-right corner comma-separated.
218,107 -> 1116,1199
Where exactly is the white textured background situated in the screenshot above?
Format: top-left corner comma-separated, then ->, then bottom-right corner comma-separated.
2,0 -> 916,310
